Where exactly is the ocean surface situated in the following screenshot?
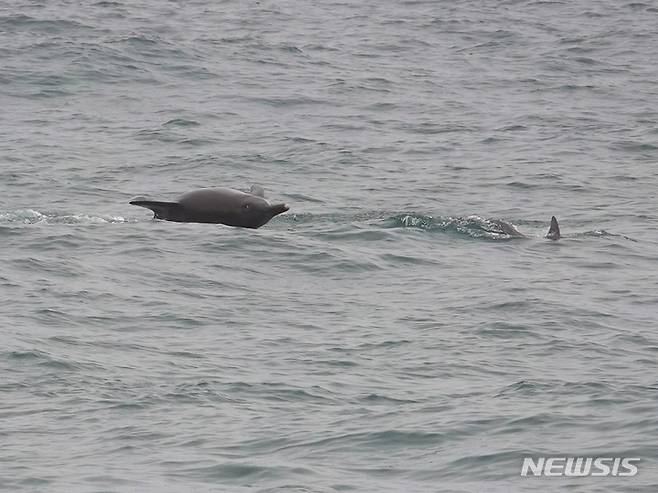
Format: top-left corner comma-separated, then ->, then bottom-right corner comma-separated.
1,0 -> 658,491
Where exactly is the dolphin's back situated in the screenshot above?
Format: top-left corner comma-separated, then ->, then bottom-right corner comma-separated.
177,188 -> 245,214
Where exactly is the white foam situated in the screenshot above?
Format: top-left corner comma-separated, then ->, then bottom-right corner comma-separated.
0,210 -> 130,225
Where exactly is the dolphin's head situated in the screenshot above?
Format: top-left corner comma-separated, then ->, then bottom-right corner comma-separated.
237,195 -> 289,228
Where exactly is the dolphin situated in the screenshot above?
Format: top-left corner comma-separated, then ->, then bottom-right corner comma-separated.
487,219 -> 525,237
546,215 -> 560,240
485,216 -> 561,239
129,185 -> 289,228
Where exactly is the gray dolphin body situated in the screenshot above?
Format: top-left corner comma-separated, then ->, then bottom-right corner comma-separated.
130,185 -> 289,228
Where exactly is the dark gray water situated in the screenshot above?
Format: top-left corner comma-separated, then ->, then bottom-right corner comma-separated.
2,0 -> 658,491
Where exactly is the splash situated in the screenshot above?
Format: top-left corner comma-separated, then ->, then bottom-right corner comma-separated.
0,209 -> 130,225
389,214 -> 525,240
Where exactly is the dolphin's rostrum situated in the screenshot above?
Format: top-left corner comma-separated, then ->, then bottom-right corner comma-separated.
130,185 -> 289,228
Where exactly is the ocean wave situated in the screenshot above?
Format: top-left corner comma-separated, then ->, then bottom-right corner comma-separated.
0,209 -> 130,225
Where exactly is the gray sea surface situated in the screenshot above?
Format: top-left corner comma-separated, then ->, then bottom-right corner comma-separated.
2,0 -> 658,491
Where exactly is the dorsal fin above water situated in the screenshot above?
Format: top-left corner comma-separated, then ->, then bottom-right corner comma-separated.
249,185 -> 265,197
546,216 -> 560,240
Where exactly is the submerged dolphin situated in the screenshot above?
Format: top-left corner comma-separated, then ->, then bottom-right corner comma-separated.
129,185 -> 289,228
486,216 -> 561,240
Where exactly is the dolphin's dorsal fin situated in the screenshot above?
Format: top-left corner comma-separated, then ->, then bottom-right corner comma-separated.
249,185 -> 265,197
546,216 -> 560,240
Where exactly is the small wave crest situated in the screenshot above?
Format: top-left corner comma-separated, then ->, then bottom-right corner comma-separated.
0,209 -> 130,225
576,230 -> 638,242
